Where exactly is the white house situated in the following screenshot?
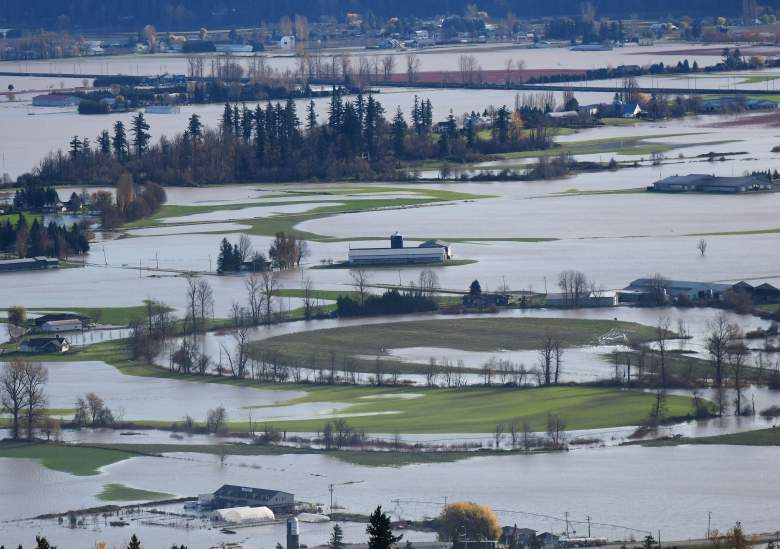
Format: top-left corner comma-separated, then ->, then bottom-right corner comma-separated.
280,35 -> 296,50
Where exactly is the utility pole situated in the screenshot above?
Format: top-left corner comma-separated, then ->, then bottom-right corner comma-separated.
565,512 -> 570,537
155,251 -> 159,270
329,483 -> 334,514
707,512 -> 711,539
586,516 -> 591,538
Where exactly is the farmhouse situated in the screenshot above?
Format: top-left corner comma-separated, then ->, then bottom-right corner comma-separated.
0,257 -> 59,272
19,336 -> 70,354
212,485 -> 294,513
34,313 -> 90,328
348,234 -> 450,265
32,94 -> 81,107
650,174 -> 773,193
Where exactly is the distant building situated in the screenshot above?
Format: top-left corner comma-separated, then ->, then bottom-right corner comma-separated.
650,174 -> 773,194
34,312 -> 89,327
348,234 -> 450,265
40,319 -> 83,332
215,43 -> 254,53
280,35 -> 296,50
501,526 -> 537,546
618,278 -> 731,303
728,281 -> 780,304
699,96 -> 778,113
0,257 -> 59,272
211,506 -> 275,524
212,485 -> 294,513
544,292 -> 616,308
19,336 -> 70,354
462,293 -> 510,307
547,110 -> 580,119
32,94 -> 81,107
620,103 -> 642,118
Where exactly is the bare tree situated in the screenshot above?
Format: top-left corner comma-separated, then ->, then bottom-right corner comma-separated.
350,268 -> 372,305
246,274 -> 265,325
647,272 -> 671,305
546,413 -> 566,448
185,276 -> 199,335
260,270 -> 279,324
406,53 -> 420,83
196,278 -> 214,332
1,362 -> 27,440
655,316 -> 672,388
553,339 -> 564,384
537,332 -> 555,385
494,423 -> 504,449
302,277 -> 315,320
222,302 -> 250,378
22,362 -> 48,440
458,54 -> 479,84
503,58 -> 514,86
381,55 -> 396,80
707,314 -> 738,388
237,234 -> 254,264
697,239 -> 708,256
727,339 -> 749,415
557,270 -> 590,307
418,269 -> 439,297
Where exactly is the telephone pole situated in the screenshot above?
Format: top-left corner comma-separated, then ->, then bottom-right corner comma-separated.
586,516 -> 591,538
329,484 -> 334,514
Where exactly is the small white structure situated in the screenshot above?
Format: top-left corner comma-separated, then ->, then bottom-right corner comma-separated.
41,319 -> 82,332
280,35 -> 296,50
212,506 -> 275,525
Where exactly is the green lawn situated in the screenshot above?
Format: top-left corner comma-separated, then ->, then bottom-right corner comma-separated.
687,227 -> 780,237
0,442 -> 135,475
97,483 -> 174,502
244,385 -> 698,434
250,317 -> 661,374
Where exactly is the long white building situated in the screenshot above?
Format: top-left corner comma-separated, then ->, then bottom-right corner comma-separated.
347,233 -> 449,265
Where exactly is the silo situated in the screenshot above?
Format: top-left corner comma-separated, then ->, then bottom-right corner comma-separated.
287,516 -> 300,549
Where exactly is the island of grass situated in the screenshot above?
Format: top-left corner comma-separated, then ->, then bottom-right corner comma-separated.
249,316 -> 661,375
0,441 -> 134,476
97,483 -> 174,502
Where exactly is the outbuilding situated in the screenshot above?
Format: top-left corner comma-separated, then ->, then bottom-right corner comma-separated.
213,485 -> 294,513
41,319 -> 82,332
19,336 -> 70,354
211,506 -> 275,524
32,94 -> 82,107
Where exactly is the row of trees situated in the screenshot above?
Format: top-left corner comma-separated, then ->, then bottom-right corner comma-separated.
25,93 -> 554,186
0,214 -> 90,258
217,232 -> 310,273
0,361 -> 49,440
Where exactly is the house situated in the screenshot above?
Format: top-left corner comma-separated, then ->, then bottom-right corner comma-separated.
280,35 -> 296,50
502,526 -> 538,547
650,174 -> 773,194
19,336 -> 70,354
215,43 -> 254,53
536,532 -> 560,549
0,257 -> 59,272
40,319 -> 83,332
620,103 -> 642,118
32,94 -> 81,107
212,485 -> 294,513
348,233 -> 448,265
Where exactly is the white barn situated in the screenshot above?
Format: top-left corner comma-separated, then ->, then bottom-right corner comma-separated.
212,506 -> 275,524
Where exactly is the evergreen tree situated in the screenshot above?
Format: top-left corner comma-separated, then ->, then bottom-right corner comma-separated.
232,104 -> 241,135
329,524 -> 346,549
187,114 -> 203,141
391,107 -> 407,158
328,87 -> 344,130
127,534 -> 141,549
130,112 -> 151,157
241,104 -> 253,143
411,95 -> 421,134
307,99 -> 318,130
112,120 -> 128,160
35,536 -> 53,549
97,130 -> 111,154
366,506 -> 402,549
68,136 -> 82,160
254,104 -> 266,165
221,102 -> 233,136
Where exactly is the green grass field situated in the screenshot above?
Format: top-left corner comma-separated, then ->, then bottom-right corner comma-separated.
242,384 -> 698,434
647,427 -> 780,447
97,483 -> 174,502
0,442 -> 135,475
249,317 -> 660,374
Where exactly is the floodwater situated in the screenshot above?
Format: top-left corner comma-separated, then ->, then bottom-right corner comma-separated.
2,444 -> 780,545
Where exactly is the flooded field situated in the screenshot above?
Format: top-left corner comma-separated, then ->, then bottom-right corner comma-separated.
2,444 -> 780,546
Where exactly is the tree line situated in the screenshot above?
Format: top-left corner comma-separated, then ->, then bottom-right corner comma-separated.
0,214 -> 90,258
23,93 -> 555,186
